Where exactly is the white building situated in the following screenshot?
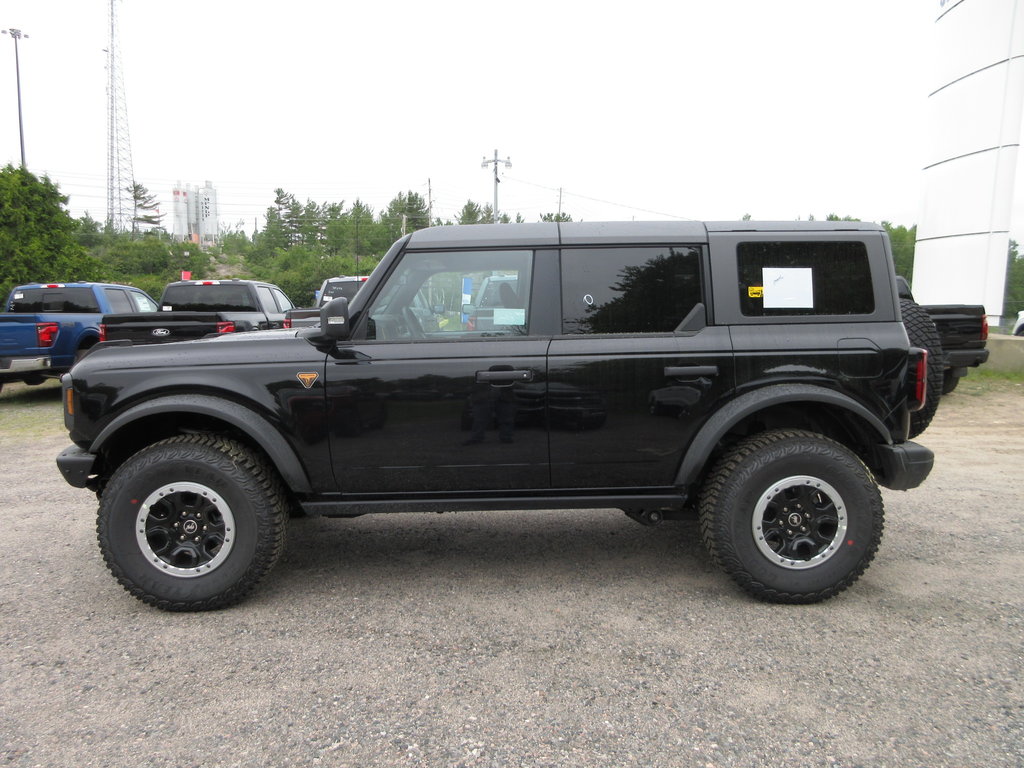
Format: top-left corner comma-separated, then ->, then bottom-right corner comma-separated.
913,0 -> 1024,322
171,181 -> 219,246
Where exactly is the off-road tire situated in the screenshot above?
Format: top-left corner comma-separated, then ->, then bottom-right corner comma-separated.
97,434 -> 287,611
699,429 -> 884,604
901,298 -> 943,438
941,370 -> 960,395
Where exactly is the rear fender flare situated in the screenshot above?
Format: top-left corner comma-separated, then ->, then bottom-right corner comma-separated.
674,383 -> 892,489
91,394 -> 311,493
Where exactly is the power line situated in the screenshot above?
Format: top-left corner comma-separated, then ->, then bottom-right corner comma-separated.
503,175 -> 696,221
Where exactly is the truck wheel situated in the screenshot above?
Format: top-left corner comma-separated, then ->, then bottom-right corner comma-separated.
901,298 -> 943,438
941,369 -> 960,395
96,435 -> 287,611
699,430 -> 884,604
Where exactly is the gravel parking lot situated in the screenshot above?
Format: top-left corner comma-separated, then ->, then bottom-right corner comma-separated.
1,379 -> 1021,768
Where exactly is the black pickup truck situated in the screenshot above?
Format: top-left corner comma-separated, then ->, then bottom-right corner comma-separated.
57,221 -> 934,611
100,279 -> 295,344
896,277 -> 989,395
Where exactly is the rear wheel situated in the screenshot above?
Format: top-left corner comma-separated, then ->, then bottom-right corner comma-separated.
699,430 -> 884,603
97,434 -> 287,611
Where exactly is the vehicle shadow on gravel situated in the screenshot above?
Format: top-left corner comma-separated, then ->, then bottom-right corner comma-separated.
266,511 -> 722,602
0,380 -> 62,404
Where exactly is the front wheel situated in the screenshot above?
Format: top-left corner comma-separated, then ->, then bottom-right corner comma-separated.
97,435 -> 287,611
699,430 -> 884,603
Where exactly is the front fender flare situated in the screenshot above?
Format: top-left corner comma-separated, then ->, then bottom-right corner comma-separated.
90,393 -> 312,493
674,383 -> 892,489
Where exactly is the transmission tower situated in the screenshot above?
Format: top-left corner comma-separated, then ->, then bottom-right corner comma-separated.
106,0 -> 134,231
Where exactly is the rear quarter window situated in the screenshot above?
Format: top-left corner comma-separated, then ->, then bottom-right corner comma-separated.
738,241 -> 874,316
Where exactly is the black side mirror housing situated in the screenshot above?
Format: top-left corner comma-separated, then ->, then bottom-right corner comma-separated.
299,296 -> 350,350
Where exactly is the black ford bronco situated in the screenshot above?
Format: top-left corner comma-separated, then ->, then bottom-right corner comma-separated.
56,221 -> 934,610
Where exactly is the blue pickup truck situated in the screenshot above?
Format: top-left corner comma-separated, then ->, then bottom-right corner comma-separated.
0,282 -> 158,393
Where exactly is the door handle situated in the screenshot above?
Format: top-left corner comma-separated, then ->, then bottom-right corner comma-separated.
664,365 -> 718,378
476,369 -> 534,383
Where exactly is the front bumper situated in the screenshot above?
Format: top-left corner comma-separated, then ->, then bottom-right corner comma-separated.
874,441 -> 934,491
56,445 -> 96,488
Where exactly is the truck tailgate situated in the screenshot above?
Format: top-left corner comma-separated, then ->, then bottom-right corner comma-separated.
101,312 -> 226,343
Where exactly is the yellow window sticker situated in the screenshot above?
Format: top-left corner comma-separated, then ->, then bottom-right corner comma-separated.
748,286 -> 764,299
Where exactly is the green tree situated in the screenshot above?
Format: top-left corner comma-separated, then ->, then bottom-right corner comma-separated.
74,212 -> 105,248
540,212 -> 572,222
457,200 -> 485,225
380,191 -> 430,241
93,236 -> 210,298
130,182 -> 165,238
0,165 -> 103,298
1002,239 -> 1023,322
883,222 -> 917,280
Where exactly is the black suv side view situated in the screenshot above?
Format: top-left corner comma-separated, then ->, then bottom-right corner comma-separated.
57,221 -> 933,610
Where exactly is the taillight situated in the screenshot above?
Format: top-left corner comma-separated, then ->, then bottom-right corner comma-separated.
216,321 -> 236,334
908,347 -> 928,412
99,324 -> 107,342
36,322 -> 59,348
283,318 -> 292,329
981,315 -> 989,341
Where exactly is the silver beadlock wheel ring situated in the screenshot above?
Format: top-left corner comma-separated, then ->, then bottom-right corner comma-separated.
751,475 -> 848,570
135,481 -> 236,578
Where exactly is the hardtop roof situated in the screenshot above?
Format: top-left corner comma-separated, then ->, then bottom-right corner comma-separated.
406,220 -> 884,249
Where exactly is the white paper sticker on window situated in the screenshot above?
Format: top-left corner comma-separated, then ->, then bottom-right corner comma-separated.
762,268 -> 814,309
13,293 -> 23,300
492,308 -> 526,325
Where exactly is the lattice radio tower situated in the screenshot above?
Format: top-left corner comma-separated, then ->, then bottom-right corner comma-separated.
106,0 -> 134,232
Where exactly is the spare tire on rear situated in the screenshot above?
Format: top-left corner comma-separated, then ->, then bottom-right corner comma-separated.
901,298 -> 943,439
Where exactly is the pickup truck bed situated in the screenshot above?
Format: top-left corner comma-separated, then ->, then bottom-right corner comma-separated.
101,279 -> 295,345
102,312 -> 244,344
1,282 -> 157,391
924,304 -> 989,393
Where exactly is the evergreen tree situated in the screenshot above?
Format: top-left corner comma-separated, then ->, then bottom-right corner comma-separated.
130,182 -> 165,238
0,165 -> 103,297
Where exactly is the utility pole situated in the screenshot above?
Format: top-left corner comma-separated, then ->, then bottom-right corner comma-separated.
2,28 -> 28,168
481,149 -> 511,223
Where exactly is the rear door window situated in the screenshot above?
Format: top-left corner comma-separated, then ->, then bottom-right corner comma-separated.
104,288 -> 134,313
560,246 -> 703,334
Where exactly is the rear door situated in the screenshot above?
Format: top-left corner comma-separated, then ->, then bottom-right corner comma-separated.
326,248 -> 550,494
548,244 -> 734,489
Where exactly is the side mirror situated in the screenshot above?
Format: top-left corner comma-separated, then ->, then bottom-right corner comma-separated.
321,296 -> 351,339
299,296 -> 350,350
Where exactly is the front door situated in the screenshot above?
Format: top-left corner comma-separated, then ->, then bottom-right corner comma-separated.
326,249 -> 550,494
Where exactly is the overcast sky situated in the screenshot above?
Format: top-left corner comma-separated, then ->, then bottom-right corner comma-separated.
1,1 -> 1021,240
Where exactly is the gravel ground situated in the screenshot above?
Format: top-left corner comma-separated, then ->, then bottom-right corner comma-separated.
1,378 -> 1021,768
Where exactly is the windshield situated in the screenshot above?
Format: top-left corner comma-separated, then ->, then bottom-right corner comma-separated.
320,280 -> 366,306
